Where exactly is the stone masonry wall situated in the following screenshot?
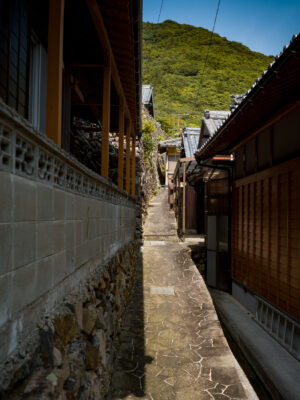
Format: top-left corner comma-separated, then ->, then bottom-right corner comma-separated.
0,241 -> 140,399
0,100 -> 140,398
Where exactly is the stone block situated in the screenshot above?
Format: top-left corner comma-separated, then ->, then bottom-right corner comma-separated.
54,189 -> 66,220
82,306 -> 97,335
65,221 -> 75,249
37,222 -> 54,259
75,220 -> 83,246
14,176 -> 36,222
54,312 -> 78,346
75,195 -> 87,220
64,247 -> 76,277
13,222 -> 36,269
52,251 -> 67,287
0,224 -> 12,275
36,256 -> 53,297
0,321 -> 11,363
52,221 -> 65,253
36,182 -> 54,221
86,340 -> 99,370
0,171 -> 13,222
95,218 -> 104,237
12,262 -> 37,314
88,219 -> 96,240
65,192 -> 76,220
74,302 -> 83,330
75,243 -> 89,269
37,222 -> 64,259
0,272 -> 12,327
87,199 -> 98,219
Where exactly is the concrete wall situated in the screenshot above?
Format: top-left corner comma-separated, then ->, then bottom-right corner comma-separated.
0,99 -> 136,364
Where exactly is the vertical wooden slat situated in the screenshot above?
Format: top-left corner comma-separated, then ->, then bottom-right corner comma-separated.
131,135 -> 136,196
46,0 -> 65,146
253,181 -> 257,291
118,100 -> 125,189
247,183 -> 250,286
267,177 -> 271,300
241,185 -> 245,280
276,174 -> 280,305
183,162 -> 186,235
287,172 -> 291,314
101,52 -> 111,178
125,120 -> 131,193
259,180 -> 263,296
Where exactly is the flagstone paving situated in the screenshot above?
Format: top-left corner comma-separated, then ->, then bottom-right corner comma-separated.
108,189 -> 257,400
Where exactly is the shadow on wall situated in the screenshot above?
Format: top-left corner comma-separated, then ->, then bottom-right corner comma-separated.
108,257 -> 153,398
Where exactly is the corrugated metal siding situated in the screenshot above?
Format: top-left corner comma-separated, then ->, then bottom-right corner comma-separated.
232,157 -> 300,321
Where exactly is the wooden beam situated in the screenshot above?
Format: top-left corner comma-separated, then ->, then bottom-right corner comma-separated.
118,101 -> 125,189
46,0 -> 65,146
125,120 -> 131,193
131,135 -> 136,196
180,157 -> 195,162
85,0 -> 133,130
101,52 -> 111,178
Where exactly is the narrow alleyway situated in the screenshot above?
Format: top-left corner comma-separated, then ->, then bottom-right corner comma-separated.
109,188 -> 257,400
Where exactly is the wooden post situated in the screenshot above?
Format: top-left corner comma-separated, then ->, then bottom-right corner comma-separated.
131,135 -> 136,196
118,100 -> 125,189
125,120 -> 131,193
46,0 -> 65,146
183,162 -> 186,236
101,52 -> 111,178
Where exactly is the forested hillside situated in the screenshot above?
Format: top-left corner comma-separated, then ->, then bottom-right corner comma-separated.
143,20 -> 273,128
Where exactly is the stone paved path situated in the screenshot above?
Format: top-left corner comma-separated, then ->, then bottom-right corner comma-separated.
109,189 -> 257,400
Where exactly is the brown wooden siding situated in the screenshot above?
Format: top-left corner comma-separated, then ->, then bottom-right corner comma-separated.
232,157 -> 300,321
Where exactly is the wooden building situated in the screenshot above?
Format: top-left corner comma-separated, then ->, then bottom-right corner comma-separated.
0,0 -> 142,193
0,1 -> 143,394
195,34 -> 300,360
158,137 -> 181,185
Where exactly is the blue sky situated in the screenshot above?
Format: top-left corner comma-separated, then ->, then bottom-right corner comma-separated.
143,0 -> 300,56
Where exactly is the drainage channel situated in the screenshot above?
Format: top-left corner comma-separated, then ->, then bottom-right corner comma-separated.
219,319 -> 273,400
188,249 -> 272,400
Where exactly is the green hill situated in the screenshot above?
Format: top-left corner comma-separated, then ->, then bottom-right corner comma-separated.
143,20 -> 273,129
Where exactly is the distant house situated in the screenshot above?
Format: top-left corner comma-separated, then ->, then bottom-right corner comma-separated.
142,84 -> 155,118
173,123 -> 231,239
158,137 -> 181,185
199,110 -> 230,148
195,34 -> 300,360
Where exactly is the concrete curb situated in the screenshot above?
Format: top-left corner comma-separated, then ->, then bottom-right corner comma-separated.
210,289 -> 300,400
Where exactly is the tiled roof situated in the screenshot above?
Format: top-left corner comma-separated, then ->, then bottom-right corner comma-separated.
142,84 -> 154,104
158,138 -> 181,149
182,128 -> 200,158
202,110 -> 230,137
196,33 -> 300,159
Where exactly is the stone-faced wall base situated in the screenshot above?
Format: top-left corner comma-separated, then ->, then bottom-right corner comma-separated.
0,241 -> 140,399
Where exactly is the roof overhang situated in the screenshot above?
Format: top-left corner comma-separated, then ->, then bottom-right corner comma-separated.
195,34 -> 300,161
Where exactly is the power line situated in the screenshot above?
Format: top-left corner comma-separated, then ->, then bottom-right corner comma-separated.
157,0 -> 164,23
197,0 -> 221,109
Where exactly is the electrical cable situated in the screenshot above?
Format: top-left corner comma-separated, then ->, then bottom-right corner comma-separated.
157,0 -> 164,23
197,0 -> 221,114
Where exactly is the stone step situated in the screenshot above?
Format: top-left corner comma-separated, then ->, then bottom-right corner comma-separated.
143,234 -> 178,242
